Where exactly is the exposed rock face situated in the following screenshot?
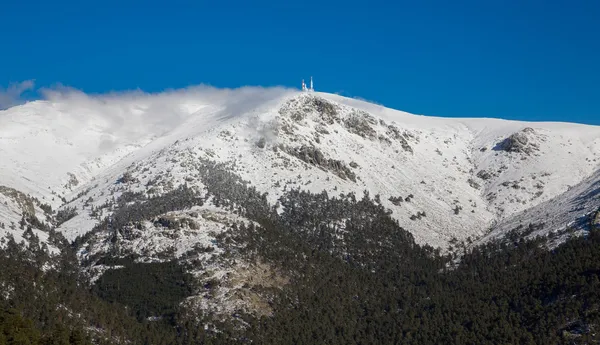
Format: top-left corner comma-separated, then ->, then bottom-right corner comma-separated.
256,137 -> 266,149
467,178 -> 481,189
310,97 -> 338,120
593,210 -> 600,230
497,127 -> 540,155
283,145 -> 357,182
278,95 -> 416,154
386,125 -> 414,153
279,94 -> 340,124
65,172 -> 79,189
477,170 -> 492,180
190,260 -> 289,318
0,186 -> 36,217
343,110 -> 377,140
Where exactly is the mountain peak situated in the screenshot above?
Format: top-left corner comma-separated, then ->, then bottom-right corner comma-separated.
0,88 -> 599,251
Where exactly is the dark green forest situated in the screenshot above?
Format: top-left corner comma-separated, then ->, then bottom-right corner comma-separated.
1,165 -> 599,344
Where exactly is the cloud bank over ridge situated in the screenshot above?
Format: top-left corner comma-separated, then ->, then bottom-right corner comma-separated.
1,82 -> 295,153
0,80 -> 35,110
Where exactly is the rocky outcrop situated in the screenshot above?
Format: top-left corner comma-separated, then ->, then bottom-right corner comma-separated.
279,95 -> 340,124
0,185 -> 36,217
476,170 -> 492,180
343,110 -> 378,140
256,137 -> 266,149
309,97 -> 338,120
467,179 -> 481,189
385,125 -> 413,153
496,127 -> 540,155
283,145 -> 357,182
279,95 -> 414,154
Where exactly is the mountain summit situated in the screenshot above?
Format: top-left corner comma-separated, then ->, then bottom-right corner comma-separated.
1,87 -> 599,250
2,87 -> 600,341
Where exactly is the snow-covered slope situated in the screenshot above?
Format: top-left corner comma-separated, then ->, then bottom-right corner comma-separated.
481,167 -> 600,245
1,87 -> 599,250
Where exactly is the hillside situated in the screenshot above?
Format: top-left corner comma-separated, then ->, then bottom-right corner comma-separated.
2,86 -> 600,343
1,87 -> 598,249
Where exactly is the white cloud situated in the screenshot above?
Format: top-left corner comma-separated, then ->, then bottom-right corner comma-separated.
352,95 -> 384,106
0,80 -> 35,109
35,84 -> 295,153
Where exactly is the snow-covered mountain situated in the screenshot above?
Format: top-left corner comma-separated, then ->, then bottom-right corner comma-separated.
1,87 -> 599,252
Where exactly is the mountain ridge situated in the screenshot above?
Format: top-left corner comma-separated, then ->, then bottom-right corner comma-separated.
1,88 -> 599,249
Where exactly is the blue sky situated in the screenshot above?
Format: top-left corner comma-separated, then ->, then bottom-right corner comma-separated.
1,0 -> 599,124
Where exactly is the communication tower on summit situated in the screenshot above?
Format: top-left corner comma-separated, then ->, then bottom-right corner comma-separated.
301,77 -> 314,92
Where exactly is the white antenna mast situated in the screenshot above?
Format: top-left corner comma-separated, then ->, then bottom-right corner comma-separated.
310,76 -> 314,91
